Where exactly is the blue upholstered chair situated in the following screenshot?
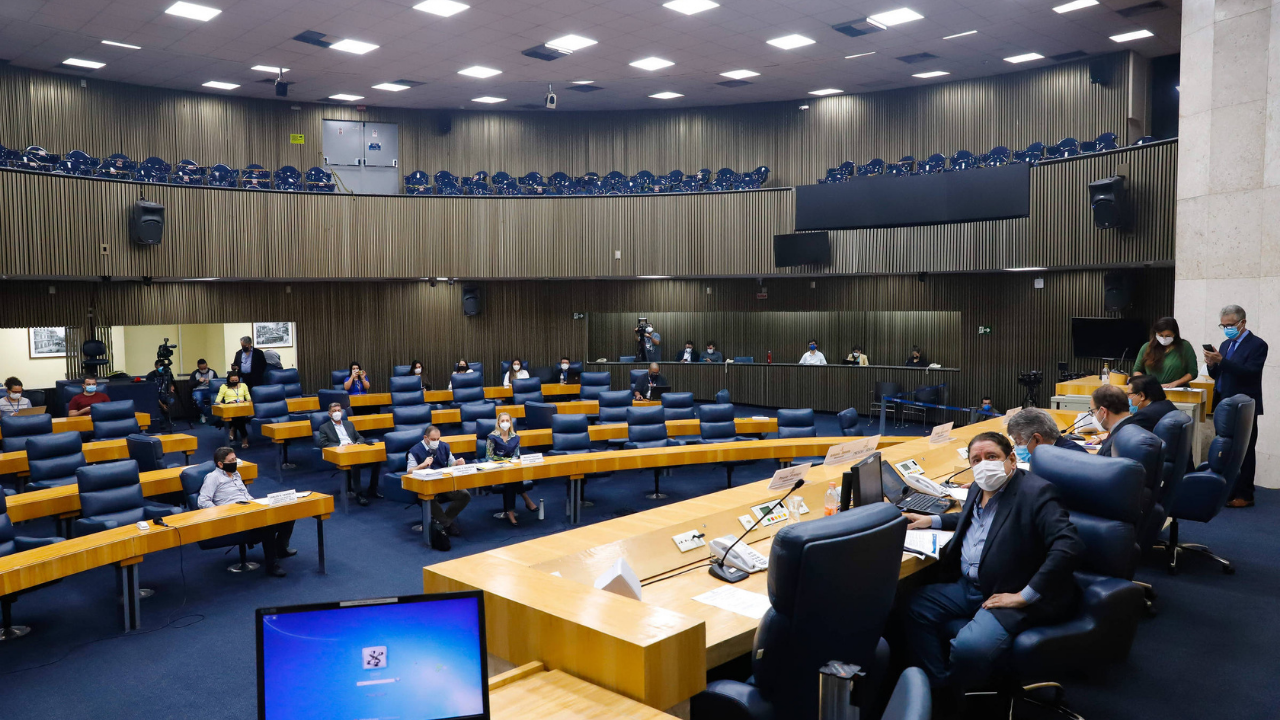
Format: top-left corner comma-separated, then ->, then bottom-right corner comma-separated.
512,377 -> 544,406
459,401 -> 497,436
776,408 -> 817,438
450,372 -> 485,406
126,433 -> 180,472
263,368 -> 303,398
524,401 -> 557,431
837,407 -> 865,436
474,418 -> 497,449
1,414 -> 52,453
547,414 -> 595,455
661,392 -> 696,420
25,432 -> 84,491
596,390 -> 633,425
392,404 -> 434,436
882,668 -> 931,720
1108,423 -> 1166,566
316,389 -> 349,414
90,400 -> 140,440
392,390 -> 425,408
1148,410 -> 1194,550
390,375 -> 425,407
693,504 -> 908,720
698,403 -> 752,487
73,460 -> 181,536
715,389 -> 730,404
392,365 -> 413,377
578,371 -> 611,400
250,385 -> 292,439
0,493 -> 64,639
379,430 -> 424,505
179,461 -> 259,572
629,369 -> 649,389
330,370 -> 349,391
624,405 -> 685,499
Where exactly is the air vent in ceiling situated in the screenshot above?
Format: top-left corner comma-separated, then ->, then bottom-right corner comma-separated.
293,30 -> 330,48
1050,50 -> 1088,62
521,45 -> 564,61
717,80 -> 752,88
832,19 -> 883,38
567,84 -> 602,93
896,52 -> 939,64
1117,1 -> 1167,17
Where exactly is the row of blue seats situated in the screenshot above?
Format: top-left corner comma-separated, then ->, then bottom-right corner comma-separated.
405,167 -> 770,196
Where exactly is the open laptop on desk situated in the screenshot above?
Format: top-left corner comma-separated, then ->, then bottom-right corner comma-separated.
881,460 -> 953,515
645,385 -> 671,401
14,406 -> 46,416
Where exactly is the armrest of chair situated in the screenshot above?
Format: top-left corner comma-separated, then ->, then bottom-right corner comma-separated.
1011,576 -> 1144,676
143,504 -> 182,519
15,536 -> 65,551
1164,470 -> 1230,522
692,680 -> 773,720
668,439 -> 687,447
287,412 -> 312,422
622,442 -> 638,451
74,517 -> 119,535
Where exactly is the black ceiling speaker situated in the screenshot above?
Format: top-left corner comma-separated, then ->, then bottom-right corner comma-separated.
461,283 -> 481,317
129,199 -> 164,245
1089,175 -> 1130,230
1089,59 -> 1111,86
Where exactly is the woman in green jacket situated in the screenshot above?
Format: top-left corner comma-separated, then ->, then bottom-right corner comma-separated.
1132,317 -> 1198,388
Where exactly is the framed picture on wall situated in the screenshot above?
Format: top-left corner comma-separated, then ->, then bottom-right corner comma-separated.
29,327 -> 67,358
254,322 -> 293,349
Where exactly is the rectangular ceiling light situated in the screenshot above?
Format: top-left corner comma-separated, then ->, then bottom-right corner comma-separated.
165,2 -> 222,21
664,0 -> 719,14
458,65 -> 501,78
767,34 -> 815,49
1053,0 -> 1098,12
546,34 -> 597,53
943,30 -> 976,39
413,0 -> 469,17
630,56 -> 674,70
1006,267 -> 1048,271
867,8 -> 924,27
721,69 -> 760,79
101,40 -> 142,49
572,80 -> 595,84
649,91 -> 683,99
63,58 -> 106,69
203,80 -> 239,89
329,93 -> 363,101
1004,52 -> 1044,63
845,51 -> 876,58
1110,29 -> 1154,42
251,65 -> 288,73
373,82 -> 411,91
329,39 -> 379,54
808,88 -> 842,95
912,70 -> 949,78
471,96 -> 506,103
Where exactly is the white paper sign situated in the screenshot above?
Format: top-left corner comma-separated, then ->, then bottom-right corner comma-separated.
672,530 -> 707,553
693,586 -> 772,619
521,452 -> 544,464
823,435 -> 881,466
928,422 -> 954,444
767,462 -> 812,491
412,468 -> 445,480
593,558 -> 642,601
452,464 -> 478,476
267,489 -> 297,507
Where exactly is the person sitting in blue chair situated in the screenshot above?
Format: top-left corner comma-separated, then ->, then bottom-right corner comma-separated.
197,447 -> 296,578
487,412 -> 537,525
188,359 -> 218,424
408,425 -> 470,536
343,362 -> 370,396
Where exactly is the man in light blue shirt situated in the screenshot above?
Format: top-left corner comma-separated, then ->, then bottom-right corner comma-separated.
197,447 -> 295,577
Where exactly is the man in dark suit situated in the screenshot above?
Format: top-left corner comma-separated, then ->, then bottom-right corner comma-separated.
315,402 -> 380,506
556,357 -> 579,384
902,431 -> 1083,709
1006,407 -> 1086,462
1205,304 -> 1267,506
230,336 -> 267,389
1126,375 -> 1177,432
632,363 -> 669,400
1090,384 -> 1133,458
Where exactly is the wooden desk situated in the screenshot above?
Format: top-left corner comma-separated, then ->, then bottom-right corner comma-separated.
0,413 -> 152,439
212,402 -> 254,418
0,433 -> 198,475
349,393 -> 391,408
1053,373 -> 1214,421
431,399 -> 660,424
424,384 -> 582,404
286,396 -> 320,413
490,662 -> 678,720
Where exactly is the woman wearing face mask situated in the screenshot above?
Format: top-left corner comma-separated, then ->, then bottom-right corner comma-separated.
844,345 -> 869,366
0,377 -> 31,417
343,362 -> 369,395
488,412 -> 538,525
1131,317 -> 1198,388
900,432 -> 1083,704
447,360 -> 474,390
214,371 -> 251,448
502,358 -> 528,389
406,360 -> 432,390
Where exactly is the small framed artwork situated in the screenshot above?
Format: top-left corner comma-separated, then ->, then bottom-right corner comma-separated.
253,322 -> 293,349
29,327 -> 67,358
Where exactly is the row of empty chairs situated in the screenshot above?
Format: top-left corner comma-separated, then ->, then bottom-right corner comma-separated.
404,167 -> 770,196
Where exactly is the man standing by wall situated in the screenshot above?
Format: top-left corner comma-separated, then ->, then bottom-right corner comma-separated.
1204,304 -> 1267,508
231,336 -> 267,389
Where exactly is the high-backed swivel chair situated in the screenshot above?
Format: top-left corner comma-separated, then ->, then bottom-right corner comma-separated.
623,405 -> 684,499
512,377 -> 544,406
73,460 -> 181,536
1,414 -> 51,453
179,461 -> 259,572
379,430 -> 424,506
263,368 -> 303,398
450,372 -> 485,406
546,414 -> 595,455
524,401 -> 557,430
249,384 -> 292,439
578,371 -> 611,400
126,433 -> 181,472
90,400 -> 140,440
390,375 -> 425,409
458,401 -> 497,436
0,494 -> 64,639
392,404 -> 434,437
25,432 -> 85,492
698,403 -> 752,487
776,408 -> 817,438
597,390 -> 633,425
661,392 -> 696,420
1108,424 -> 1166,559
837,408 -> 865,436
1149,410 -> 1194,550
392,365 -> 413,377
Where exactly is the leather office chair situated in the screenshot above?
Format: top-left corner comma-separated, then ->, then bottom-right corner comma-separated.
715,389 -> 730,404
698,403 -> 752,488
389,376 -> 422,393
81,338 -> 111,378
1,414 -> 52,453
547,414 -> 595,455
1148,410 -> 1193,550
882,668 -> 931,720
624,405 -> 685,499
73,460 -> 181,536
776,408 -> 817,438
512,378 -> 544,406
392,365 -> 413,377
392,390 -> 425,408
316,389 -> 350,413
1108,424 -> 1165,559
178,461 -> 259,572
330,370 -> 350,390
661,392 -> 696,420
1157,394 -> 1254,574
467,362 -> 484,377
459,401 -> 497,437
250,385 -> 292,439
597,390 -> 634,425
450,372 -> 486,406
837,408 -> 864,436
629,369 -> 649,389
524,401 -> 557,431
694,504 -> 908,720
475,418 -> 498,449
126,433 -> 180,472
380,429 -> 425,505
90,400 -> 140,440
263,368 -> 303,398
392,404 -> 434,436
25,432 -> 84,492
0,493 -> 64,639
578,371 -> 611,400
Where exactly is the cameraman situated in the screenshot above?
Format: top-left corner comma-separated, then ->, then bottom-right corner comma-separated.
146,358 -> 177,428
634,319 -> 661,362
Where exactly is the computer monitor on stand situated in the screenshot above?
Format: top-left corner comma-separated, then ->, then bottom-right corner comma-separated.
840,451 -> 883,511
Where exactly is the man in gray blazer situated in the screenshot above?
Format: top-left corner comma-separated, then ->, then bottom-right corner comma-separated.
315,402 -> 380,506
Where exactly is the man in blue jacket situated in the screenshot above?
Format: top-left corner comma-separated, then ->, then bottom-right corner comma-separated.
1205,304 -> 1268,507
408,425 -> 471,534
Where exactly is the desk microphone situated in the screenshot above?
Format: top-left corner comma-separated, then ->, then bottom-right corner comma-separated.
709,478 -> 804,583
1061,409 -> 1096,435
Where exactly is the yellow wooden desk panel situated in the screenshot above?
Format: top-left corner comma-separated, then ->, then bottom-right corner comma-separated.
1056,373 -> 1212,420
0,525 -> 148,596
490,665 -> 678,720
133,493 -> 334,551
212,402 -> 254,418
264,413 -> 394,442
322,443 -> 386,469
286,396 -> 320,413
0,434 -> 198,475
349,393 -> 392,407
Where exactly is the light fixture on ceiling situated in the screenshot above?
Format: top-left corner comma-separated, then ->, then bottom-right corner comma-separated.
808,88 -> 842,95
845,51 -> 876,59
373,82 -> 411,91
572,80 -> 595,84
650,91 -> 683,99
101,40 -> 142,49
943,30 -> 976,39
630,57 -> 674,71
663,0 -> 718,14
329,39 -> 379,54
164,2 -> 221,21
413,0 -> 469,17
1004,52 -> 1044,63
251,65 -> 289,73
638,275 -> 672,279
203,81 -> 239,89
913,70 -> 949,78
458,65 -> 501,78
1110,29 -> 1154,42
1006,267 -> 1048,272
545,34 -> 597,53
471,96 -> 505,103
63,58 -> 106,69
867,8 -> 924,28
1053,0 -> 1098,12
720,69 -> 760,80
328,93 -> 363,101
767,34 -> 815,49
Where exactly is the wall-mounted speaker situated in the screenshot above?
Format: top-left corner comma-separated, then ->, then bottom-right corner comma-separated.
1088,175 -> 1130,230
129,200 -> 165,245
1104,271 -> 1133,312
1089,59 -> 1110,86
437,113 -> 452,136
461,283 -> 481,316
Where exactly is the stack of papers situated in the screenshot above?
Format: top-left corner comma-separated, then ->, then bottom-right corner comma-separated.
693,586 -> 772,619
904,529 -> 954,559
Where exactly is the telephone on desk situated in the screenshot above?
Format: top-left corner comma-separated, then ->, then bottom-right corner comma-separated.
710,535 -> 769,574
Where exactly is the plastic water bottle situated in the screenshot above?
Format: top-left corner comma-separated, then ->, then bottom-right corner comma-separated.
1101,362 -> 1110,383
538,498 -> 544,521
824,481 -> 839,516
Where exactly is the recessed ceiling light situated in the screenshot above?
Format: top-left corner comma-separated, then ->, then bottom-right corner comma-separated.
663,0 -> 719,14
413,0 -> 469,17
471,96 -> 506,103
63,58 -> 105,69
1004,52 -> 1044,63
329,39 -> 378,54
164,2 -> 221,21
572,80 -> 595,84
203,81 -> 239,90
650,91 -> 683,99
845,51 -> 876,59
1006,267 -> 1048,272
251,65 -> 289,73
101,40 -> 142,49
721,69 -> 760,80
546,34 -> 597,53
1053,0 -> 1098,12
809,88 -> 842,95
458,65 -> 501,78
943,30 -> 976,39
767,34 -> 815,50
329,93 -> 364,101
913,70 -> 949,78
867,8 -> 924,27
630,57 -> 674,71
373,82 -> 411,91
1110,29 -> 1154,42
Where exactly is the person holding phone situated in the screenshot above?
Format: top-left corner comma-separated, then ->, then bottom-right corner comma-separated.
1131,317 -> 1198,388
1204,304 -> 1267,507
343,362 -> 370,395
198,446 -> 295,577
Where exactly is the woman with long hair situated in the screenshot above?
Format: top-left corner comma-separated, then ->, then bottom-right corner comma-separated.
1132,317 -> 1198,388
503,357 -> 529,388
487,411 -> 538,525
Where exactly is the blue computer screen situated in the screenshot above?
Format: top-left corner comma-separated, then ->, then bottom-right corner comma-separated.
260,596 -> 486,720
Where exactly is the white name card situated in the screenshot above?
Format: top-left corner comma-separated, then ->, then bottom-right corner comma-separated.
452,464 -> 477,476
928,422 -> 954,444
267,489 -> 297,507
521,452 -> 544,464
593,558 -> 642,601
412,469 -> 444,480
672,530 -> 707,553
767,462 -> 812,491
823,435 -> 881,466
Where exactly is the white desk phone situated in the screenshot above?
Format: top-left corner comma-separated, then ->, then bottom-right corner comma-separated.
710,535 -> 770,574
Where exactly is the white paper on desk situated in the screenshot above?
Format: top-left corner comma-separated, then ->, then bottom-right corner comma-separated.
824,436 -> 880,467
904,530 -> 955,559
751,416 -> 770,421
946,486 -> 969,502
412,468 -> 445,480
473,461 -> 501,471
521,452 -> 544,464
452,465 -> 478,476
593,558 -> 642,601
694,586 -> 772,620
767,462 -> 812,491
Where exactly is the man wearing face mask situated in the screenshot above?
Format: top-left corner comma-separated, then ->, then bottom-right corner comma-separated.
198,447 -> 295,577
0,377 -> 31,417
1007,407 -> 1086,460
633,363 -> 669,401
67,376 -> 111,417
1205,304 -> 1267,507
408,425 -> 470,535
315,402 -> 381,506
230,336 -> 267,389
1089,384 -> 1134,458
799,339 -> 827,365
902,432 -> 1082,709
700,341 -> 724,363
636,322 -> 662,362
557,357 -> 578,384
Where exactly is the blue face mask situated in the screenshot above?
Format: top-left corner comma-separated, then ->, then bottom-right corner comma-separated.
981,404 -> 992,412
1014,444 -> 1031,463
1224,326 -> 1240,340
1128,403 -> 1139,414
809,344 -> 817,351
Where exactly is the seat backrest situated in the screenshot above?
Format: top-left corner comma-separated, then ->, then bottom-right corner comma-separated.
393,365 -> 413,377
751,504 -> 907,717
452,386 -> 486,404
179,461 -> 217,511
316,389 -> 350,411
392,404 -> 433,427
524,401 -> 557,430
468,362 -> 483,377
1206,395 -> 1255,483
629,369 -> 649,387
126,433 -> 166,472
837,407 -> 860,431
512,377 -> 542,394
1110,423 -> 1166,494
250,384 -> 289,420
263,368 -> 302,397
733,356 -> 755,363
90,399 -> 136,422
513,390 -> 544,406
330,370 -> 350,389
451,371 -> 483,390
382,429 -> 424,475
579,372 -> 611,399
661,392 -> 694,409
1,413 -> 53,452
459,401 -> 497,422
698,403 -> 737,440
551,414 -> 591,451
76,459 -> 145,520
1151,410 -> 1194,493
1031,445 -> 1145,579
392,391 -> 425,407
715,389 -> 730,404
776,409 -> 816,439
475,418 -> 498,442
389,375 -> 422,393
597,389 -> 632,408
626,405 -> 668,443
881,667 -> 931,720
26,431 -> 85,483
93,415 -> 142,440
308,411 -> 330,433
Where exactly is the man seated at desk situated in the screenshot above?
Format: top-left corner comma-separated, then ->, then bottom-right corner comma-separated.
198,447 -> 296,578
1,377 -> 32,417
700,341 -> 724,363
799,340 -> 827,365
633,363 -> 668,400
557,356 -> 578,384
1089,382 -> 1171,457
408,424 -> 470,537
901,432 -> 1082,713
678,340 -> 697,363
67,376 -> 111,417
315,402 -> 380,507
1007,407 -> 1086,459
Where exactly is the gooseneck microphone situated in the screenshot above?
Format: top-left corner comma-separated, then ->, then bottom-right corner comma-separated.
709,478 -> 805,583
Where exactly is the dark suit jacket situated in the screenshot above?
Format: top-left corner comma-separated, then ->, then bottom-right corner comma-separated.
230,347 -> 267,387
937,469 -> 1083,634
633,372 -> 669,398
315,419 -> 364,448
1053,435 -> 1087,452
557,368 -> 580,384
1209,331 -> 1267,415
1095,416 -> 1133,459
1095,399 -> 1173,457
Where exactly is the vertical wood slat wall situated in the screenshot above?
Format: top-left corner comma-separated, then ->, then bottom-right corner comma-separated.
0,53 -> 1133,190
0,268 -> 1173,413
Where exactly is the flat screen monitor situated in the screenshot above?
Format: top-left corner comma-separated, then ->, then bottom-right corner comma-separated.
257,591 -> 489,720
773,231 -> 831,267
1070,317 -> 1148,360
840,451 -> 883,511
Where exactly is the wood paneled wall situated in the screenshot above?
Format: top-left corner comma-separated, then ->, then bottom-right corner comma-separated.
0,268 -> 1173,413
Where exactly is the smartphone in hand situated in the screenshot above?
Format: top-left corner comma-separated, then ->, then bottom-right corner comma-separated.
1202,343 -> 1216,352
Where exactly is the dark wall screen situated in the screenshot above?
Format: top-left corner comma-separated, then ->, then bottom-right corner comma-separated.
773,231 -> 831,267
1071,317 -> 1149,360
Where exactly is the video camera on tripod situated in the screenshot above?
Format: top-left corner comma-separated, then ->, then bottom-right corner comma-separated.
155,338 -> 178,375
1017,369 -> 1044,408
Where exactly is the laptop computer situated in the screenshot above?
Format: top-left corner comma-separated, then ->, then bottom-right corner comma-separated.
647,385 -> 671,401
881,460 -> 953,515
14,406 -> 47,417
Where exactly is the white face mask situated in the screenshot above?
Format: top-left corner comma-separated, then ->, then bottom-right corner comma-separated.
428,440 -> 440,450
561,363 -> 569,370
1156,335 -> 1174,346
512,364 -> 520,371
972,459 -> 1011,492
8,392 -> 20,401
330,411 -> 342,422
646,326 -> 654,333
413,368 -> 422,375
499,420 -> 511,431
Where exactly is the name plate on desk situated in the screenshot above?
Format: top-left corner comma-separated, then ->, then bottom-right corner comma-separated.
521,453 -> 544,464
266,489 -> 298,507
928,422 -> 954,444
824,435 -> 880,466
412,469 -> 445,480
452,465 -> 478,476
767,462 -> 812,491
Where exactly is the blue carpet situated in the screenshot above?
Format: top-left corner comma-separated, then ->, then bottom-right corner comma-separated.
0,408 -> 1270,719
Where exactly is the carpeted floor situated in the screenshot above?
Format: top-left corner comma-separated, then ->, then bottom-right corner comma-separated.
0,407 -> 1273,719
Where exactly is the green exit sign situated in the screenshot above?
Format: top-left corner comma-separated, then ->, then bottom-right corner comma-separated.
978,326 -> 992,335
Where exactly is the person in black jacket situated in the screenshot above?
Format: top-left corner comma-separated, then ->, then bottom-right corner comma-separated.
902,432 -> 1083,707
315,403 -> 380,506
1126,375 -> 1177,433
1007,407 -> 1087,462
1205,304 -> 1268,506
632,363 -> 668,400
230,336 -> 267,389
1090,384 -> 1133,458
